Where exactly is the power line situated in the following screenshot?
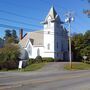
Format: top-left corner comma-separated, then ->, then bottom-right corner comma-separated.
0,17 -> 42,28
0,0 -> 42,14
0,23 -> 68,37
0,9 -> 42,22
0,0 -> 44,22
0,0 -> 34,10
0,23 -> 34,31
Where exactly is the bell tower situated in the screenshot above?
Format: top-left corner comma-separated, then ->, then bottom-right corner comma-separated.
42,6 -> 68,60
42,6 -> 58,58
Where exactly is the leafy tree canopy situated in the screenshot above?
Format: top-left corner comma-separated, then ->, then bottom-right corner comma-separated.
83,0 -> 90,17
72,30 -> 90,61
4,29 -> 18,44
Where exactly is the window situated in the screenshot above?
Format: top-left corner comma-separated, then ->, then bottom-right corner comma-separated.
27,45 -> 32,55
47,21 -> 51,28
37,48 -> 40,56
47,16 -> 51,28
48,15 -> 52,21
48,31 -> 50,34
47,43 -> 50,50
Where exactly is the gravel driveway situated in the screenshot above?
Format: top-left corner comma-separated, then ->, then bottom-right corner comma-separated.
38,62 -> 68,72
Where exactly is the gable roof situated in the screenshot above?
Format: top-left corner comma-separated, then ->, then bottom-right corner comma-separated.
30,30 -> 44,46
19,30 -> 44,48
19,33 -> 30,48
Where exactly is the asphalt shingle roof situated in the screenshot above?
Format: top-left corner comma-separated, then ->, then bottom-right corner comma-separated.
19,30 -> 44,48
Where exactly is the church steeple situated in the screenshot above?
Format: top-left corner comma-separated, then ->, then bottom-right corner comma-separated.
41,6 -> 57,24
45,6 -> 57,21
41,6 -> 62,25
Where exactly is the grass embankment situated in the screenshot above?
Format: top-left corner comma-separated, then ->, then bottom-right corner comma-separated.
22,62 -> 47,71
0,62 -> 47,72
64,62 -> 90,70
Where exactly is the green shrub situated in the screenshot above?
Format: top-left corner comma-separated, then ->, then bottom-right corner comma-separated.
27,56 -> 43,65
35,56 -> 42,63
0,44 -> 20,70
82,58 -> 90,64
27,58 -> 35,65
42,57 -> 54,62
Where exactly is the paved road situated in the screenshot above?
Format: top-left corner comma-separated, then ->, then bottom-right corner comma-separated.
0,62 -> 90,90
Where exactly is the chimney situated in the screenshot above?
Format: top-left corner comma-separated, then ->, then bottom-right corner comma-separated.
20,29 -> 23,40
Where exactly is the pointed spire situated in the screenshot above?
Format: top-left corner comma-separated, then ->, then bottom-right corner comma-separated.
45,6 -> 57,21
41,6 -> 59,24
48,6 -> 57,18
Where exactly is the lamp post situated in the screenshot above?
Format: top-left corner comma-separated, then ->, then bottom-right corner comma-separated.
65,12 -> 74,69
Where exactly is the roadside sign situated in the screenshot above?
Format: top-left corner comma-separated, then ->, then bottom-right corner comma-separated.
83,56 -> 87,60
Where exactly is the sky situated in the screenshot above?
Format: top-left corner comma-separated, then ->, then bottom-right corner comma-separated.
0,0 -> 90,38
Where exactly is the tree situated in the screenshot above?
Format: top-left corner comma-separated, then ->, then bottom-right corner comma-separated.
0,38 -> 4,48
80,46 -> 90,58
4,30 -> 11,39
83,30 -> 90,49
71,30 -> 90,62
0,44 -> 20,70
12,30 -> 17,38
0,30 -> 20,70
4,29 -> 18,44
12,30 -> 18,43
83,0 -> 90,17
71,33 -> 84,61
84,30 -> 90,41
82,30 -> 90,62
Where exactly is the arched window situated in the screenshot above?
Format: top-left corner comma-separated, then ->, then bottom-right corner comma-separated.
47,43 -> 50,50
37,48 -> 40,56
48,31 -> 50,34
27,44 -> 32,55
47,15 -> 51,28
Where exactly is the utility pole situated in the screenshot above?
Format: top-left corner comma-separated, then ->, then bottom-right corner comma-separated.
65,12 -> 74,69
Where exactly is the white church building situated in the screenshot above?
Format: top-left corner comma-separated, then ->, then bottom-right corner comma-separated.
19,6 -> 69,60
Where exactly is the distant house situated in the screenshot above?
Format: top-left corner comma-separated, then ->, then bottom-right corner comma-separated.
19,6 -> 68,60
0,38 -> 4,48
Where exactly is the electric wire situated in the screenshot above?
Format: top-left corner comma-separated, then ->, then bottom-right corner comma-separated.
0,23 -> 68,38
0,17 -> 42,28
0,10 -> 42,22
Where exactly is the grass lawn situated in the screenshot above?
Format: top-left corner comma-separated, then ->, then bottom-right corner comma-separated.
22,62 -> 47,71
64,62 -> 90,70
